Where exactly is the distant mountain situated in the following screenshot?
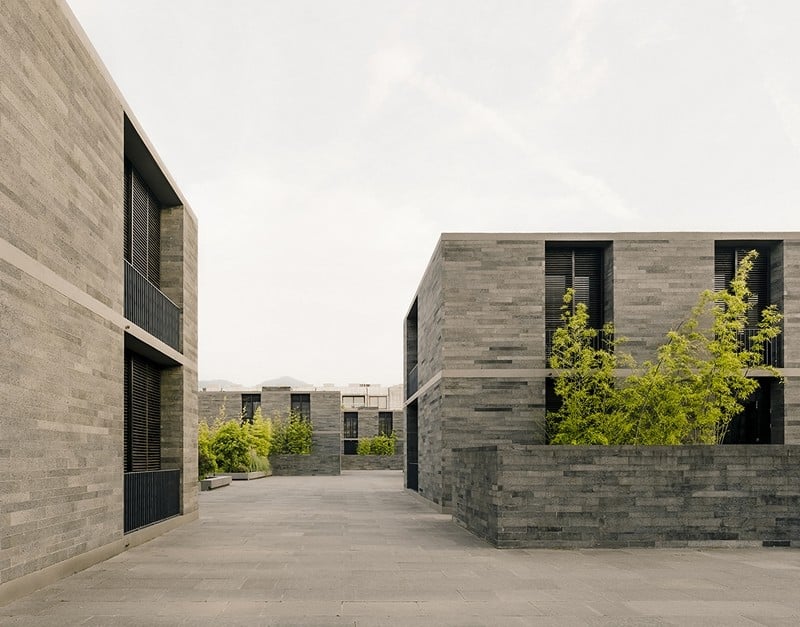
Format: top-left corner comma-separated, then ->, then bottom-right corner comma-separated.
255,376 -> 311,388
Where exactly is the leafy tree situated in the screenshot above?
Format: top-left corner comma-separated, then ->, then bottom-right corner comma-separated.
547,250 -> 782,445
271,410 -> 313,455
357,432 -> 397,455
547,290 -> 630,445
197,421 -> 217,479
210,420 -> 252,472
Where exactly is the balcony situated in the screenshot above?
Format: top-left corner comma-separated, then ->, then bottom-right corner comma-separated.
406,364 -> 418,399
125,261 -> 181,352
124,469 -> 181,533
738,328 -> 782,368
546,328 -> 611,359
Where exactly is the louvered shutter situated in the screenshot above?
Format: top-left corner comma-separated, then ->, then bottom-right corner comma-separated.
545,249 -> 572,329
124,352 -> 161,472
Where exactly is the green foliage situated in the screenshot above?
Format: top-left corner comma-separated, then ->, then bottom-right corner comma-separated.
548,251 -> 783,445
548,290 -> 630,445
197,421 -> 217,479
356,432 -> 397,455
210,420 -> 252,472
270,410 -> 313,455
246,407 -> 273,457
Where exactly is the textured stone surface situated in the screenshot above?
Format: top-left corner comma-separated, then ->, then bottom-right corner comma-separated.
1,0 -> 198,591
452,444 -> 800,548
407,232 -> 800,509
3,472 -> 800,624
341,455 -> 403,471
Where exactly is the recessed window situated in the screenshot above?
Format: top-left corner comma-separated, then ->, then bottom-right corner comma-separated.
241,394 -> 260,423
290,393 -> 311,421
378,412 -> 393,436
344,411 -> 359,439
342,395 -> 365,409
124,351 -> 161,472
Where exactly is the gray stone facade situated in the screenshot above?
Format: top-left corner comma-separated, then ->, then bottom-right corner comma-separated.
405,233 -> 800,509
452,444 -> 800,548
1,0 -> 198,602
199,388 -> 343,476
199,390 -> 404,471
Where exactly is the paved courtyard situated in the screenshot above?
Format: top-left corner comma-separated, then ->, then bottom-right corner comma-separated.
2,470 -> 799,626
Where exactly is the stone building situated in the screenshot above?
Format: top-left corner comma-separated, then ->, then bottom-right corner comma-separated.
199,385 -> 404,470
1,0 -> 198,602
404,233 -> 800,509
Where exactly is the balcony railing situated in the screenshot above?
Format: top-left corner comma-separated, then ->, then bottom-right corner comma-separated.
124,469 -> 181,533
738,328 -> 782,367
546,328 -> 611,360
125,261 -> 181,351
406,364 -> 418,398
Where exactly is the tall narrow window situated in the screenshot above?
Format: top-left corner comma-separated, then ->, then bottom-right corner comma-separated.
545,246 -> 604,355
241,394 -> 261,423
290,393 -> 311,421
124,159 -> 161,287
124,351 -> 161,472
714,246 -> 769,327
378,411 -> 393,436
343,412 -> 359,439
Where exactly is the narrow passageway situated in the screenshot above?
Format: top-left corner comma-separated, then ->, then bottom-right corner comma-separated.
3,471 -> 799,625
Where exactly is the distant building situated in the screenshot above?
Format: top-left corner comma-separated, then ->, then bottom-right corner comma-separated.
199,384 -> 404,468
405,233 -> 799,510
1,0 -> 198,602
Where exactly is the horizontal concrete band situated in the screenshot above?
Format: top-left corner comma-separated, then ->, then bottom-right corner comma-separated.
0,235 -> 188,367
0,511 -> 198,606
406,367 -> 800,405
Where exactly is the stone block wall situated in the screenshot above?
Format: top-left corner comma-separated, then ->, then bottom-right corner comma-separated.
341,455 -> 403,470
452,445 -> 800,548
1,0 -> 198,597
406,232 -> 800,510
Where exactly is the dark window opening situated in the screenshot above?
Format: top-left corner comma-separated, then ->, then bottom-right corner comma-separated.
124,350 -> 161,472
715,244 -> 781,366
378,411 -> 393,436
290,393 -> 311,421
724,379 -> 772,444
343,411 -> 358,439
241,394 -> 261,423
124,159 -> 161,287
545,246 -> 605,355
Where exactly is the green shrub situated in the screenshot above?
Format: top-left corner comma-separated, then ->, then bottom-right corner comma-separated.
271,410 -> 313,455
197,421 -> 217,479
210,420 -> 252,472
356,438 -> 372,455
245,407 -> 273,457
357,432 -> 397,455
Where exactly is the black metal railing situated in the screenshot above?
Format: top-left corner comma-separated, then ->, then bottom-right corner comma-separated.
124,469 -> 181,533
407,364 -> 418,398
545,328 -> 611,359
124,261 -> 181,351
737,328 -> 782,367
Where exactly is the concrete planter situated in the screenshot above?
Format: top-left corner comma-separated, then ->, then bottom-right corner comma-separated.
341,454 -> 403,471
229,471 -> 268,480
452,444 -> 800,549
200,475 -> 232,491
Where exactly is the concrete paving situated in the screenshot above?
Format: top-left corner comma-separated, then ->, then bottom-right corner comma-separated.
2,470 -> 800,626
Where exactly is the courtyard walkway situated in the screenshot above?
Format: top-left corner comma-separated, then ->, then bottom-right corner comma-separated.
2,470 -> 799,626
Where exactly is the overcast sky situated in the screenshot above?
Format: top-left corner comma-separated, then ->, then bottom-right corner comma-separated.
65,0 -> 800,387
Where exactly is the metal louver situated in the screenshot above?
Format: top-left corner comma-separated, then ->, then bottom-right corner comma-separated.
125,160 -> 161,288
545,247 -> 603,330
125,351 -> 162,473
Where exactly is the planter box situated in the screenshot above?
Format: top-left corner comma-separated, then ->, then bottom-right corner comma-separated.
200,475 -> 232,491
229,471 -> 268,480
270,454 -> 341,476
341,454 -> 403,471
452,444 -> 800,549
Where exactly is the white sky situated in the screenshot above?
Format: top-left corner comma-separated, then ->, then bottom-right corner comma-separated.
65,0 -> 800,387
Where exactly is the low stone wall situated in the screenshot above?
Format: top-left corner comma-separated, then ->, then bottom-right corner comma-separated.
341,455 -> 403,471
452,444 -> 800,548
270,454 -> 341,476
